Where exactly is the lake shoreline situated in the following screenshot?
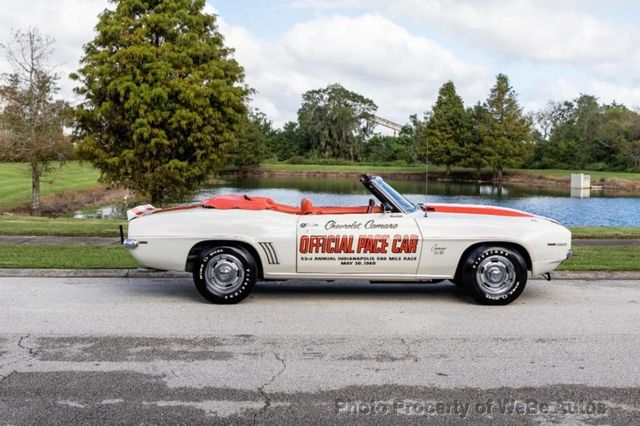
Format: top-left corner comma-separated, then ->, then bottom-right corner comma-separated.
5,185 -> 127,217
228,167 -> 640,194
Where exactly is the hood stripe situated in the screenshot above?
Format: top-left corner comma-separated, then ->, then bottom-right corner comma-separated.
424,205 -> 533,217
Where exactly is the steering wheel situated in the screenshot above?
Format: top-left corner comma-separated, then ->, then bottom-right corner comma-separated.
367,198 -> 376,213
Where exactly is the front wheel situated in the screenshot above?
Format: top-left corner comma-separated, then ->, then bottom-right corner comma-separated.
193,246 -> 257,304
460,245 -> 528,305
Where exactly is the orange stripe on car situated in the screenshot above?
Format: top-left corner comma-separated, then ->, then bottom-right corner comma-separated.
424,205 -> 533,217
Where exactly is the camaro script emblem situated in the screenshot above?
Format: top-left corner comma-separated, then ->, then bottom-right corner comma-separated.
431,244 -> 447,255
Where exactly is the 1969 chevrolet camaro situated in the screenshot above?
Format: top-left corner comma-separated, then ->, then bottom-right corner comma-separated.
123,174 -> 572,305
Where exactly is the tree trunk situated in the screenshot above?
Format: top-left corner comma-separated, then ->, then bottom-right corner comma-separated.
150,191 -> 161,207
496,168 -> 503,185
445,164 -> 451,179
31,163 -> 41,216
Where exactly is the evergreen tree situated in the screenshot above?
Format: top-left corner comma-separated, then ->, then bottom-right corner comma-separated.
72,0 -> 248,204
462,103 -> 489,178
478,74 -> 532,182
266,121 -> 301,161
420,81 -> 470,177
232,110 -> 273,171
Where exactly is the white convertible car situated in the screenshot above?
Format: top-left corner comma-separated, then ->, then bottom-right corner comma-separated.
123,175 -> 572,305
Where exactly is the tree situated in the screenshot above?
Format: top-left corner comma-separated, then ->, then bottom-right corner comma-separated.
266,121 -> 301,161
362,132 -> 417,164
419,81 -> 470,177
572,95 -> 602,167
530,96 -> 640,171
462,103 -> 489,178
621,113 -> 640,169
232,110 -> 273,171
531,100 -> 580,169
72,0 -> 248,204
477,74 -> 532,182
0,28 -> 72,216
593,102 -> 637,168
297,83 -> 377,161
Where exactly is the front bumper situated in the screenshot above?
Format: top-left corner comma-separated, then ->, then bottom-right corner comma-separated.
123,238 -> 139,249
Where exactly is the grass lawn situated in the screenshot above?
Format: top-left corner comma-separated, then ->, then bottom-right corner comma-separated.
2,215 -> 639,239
0,216 -> 126,237
518,168 -> 640,181
0,243 -> 636,271
570,227 -> 640,239
0,244 -> 138,269
558,246 -> 640,271
0,162 -> 101,209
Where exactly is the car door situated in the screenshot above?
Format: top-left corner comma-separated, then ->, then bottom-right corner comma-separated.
296,212 -> 422,275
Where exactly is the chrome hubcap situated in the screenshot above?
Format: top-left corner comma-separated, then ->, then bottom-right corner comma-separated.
204,254 -> 245,296
476,255 -> 516,296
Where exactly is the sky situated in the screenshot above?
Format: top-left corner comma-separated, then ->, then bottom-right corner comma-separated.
1,0 -> 639,128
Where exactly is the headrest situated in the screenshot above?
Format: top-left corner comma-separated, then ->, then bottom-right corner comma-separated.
301,198 -> 314,215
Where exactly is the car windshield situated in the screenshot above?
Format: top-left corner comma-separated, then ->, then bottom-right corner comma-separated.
372,177 -> 417,213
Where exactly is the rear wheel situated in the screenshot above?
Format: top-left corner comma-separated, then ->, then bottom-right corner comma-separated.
193,246 -> 257,304
461,245 -> 528,305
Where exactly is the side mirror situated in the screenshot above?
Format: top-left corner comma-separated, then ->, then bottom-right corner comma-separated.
382,202 -> 393,213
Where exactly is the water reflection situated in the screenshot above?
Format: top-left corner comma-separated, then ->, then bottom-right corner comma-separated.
76,176 -> 640,226
214,176 -> 574,198
74,201 -> 129,219
570,188 -> 591,198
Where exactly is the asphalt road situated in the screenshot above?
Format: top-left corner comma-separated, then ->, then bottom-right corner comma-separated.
1,277 -> 640,425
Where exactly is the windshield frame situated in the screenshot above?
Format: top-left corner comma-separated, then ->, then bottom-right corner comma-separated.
360,175 -> 417,214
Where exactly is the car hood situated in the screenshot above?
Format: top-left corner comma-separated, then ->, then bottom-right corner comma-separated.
422,203 -> 535,219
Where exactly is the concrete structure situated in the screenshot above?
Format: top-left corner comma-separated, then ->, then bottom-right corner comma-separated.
571,173 -> 591,189
571,173 -> 591,198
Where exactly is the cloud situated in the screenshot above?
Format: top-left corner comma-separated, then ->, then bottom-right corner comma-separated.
2,0 -> 637,126
361,0 -> 639,66
586,79 -> 640,109
220,13 -> 491,126
292,0 -> 640,113
0,0 -> 108,102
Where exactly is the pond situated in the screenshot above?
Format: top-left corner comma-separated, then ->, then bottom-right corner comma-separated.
79,176 -> 640,227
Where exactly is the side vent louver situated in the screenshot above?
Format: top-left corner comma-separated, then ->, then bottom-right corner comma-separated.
259,242 -> 280,265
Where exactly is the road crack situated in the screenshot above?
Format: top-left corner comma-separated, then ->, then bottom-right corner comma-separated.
253,353 -> 287,425
400,338 -> 418,363
0,335 -> 37,384
17,335 -> 37,359
0,370 -> 15,385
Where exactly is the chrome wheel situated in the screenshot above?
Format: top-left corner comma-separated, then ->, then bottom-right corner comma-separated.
204,254 -> 245,296
475,255 -> 516,296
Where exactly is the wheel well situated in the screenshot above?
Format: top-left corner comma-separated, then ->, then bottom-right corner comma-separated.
454,241 -> 532,281
186,240 -> 264,279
